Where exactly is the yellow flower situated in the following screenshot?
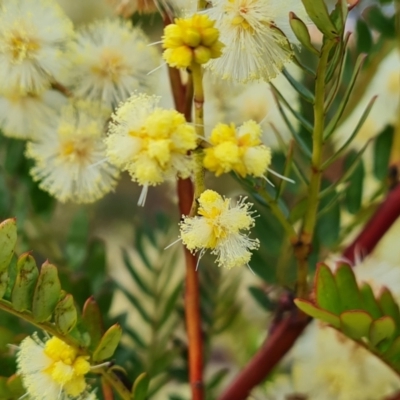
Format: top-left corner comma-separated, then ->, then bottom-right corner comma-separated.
203,120 -> 272,178
17,334 -> 96,400
162,14 -> 224,69
105,93 -> 197,205
179,189 -> 259,269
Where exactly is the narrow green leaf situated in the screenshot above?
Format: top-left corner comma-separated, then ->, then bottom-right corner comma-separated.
324,54 -> 367,140
131,373 -> 150,400
340,310 -> 373,340
93,323 -> 122,362
301,0 -> 339,38
125,326 -> 147,349
282,68 -> 315,104
356,19 -> 373,53
315,263 -> 341,314
159,282 -> 182,328
316,197 -> 340,247
378,289 -> 400,332
334,263 -> 363,310
122,250 -> 153,297
323,96 -> 377,169
82,296 -> 104,351
207,369 -> 229,391
359,283 -> 383,320
11,253 -> 38,312
294,299 -> 340,328
32,262 -> 62,322
289,12 -> 319,56
369,316 -> 396,346
289,198 -> 308,223
116,282 -> 153,325
330,0 -> 349,32
365,6 -> 395,37
248,286 -> 273,312
319,141 -> 369,199
373,125 -> 394,180
343,150 -> 365,215
271,84 -> 314,134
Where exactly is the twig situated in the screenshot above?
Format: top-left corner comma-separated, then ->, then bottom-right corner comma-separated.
218,182 -> 400,400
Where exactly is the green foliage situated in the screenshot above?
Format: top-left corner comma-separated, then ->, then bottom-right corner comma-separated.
296,263 -> 400,372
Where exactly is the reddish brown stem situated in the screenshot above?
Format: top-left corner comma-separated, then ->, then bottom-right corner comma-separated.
101,376 -> 115,400
218,183 -> 400,400
343,184 -> 400,263
178,179 -> 204,400
165,11 -> 203,398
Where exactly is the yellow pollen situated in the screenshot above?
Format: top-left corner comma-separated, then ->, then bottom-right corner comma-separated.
8,33 -> 39,63
92,48 -> 124,81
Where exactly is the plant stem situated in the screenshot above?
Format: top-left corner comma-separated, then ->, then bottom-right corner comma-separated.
0,299 -> 86,351
100,369 -> 131,400
296,40 -> 335,298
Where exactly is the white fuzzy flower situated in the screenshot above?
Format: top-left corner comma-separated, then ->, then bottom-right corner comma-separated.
205,0 -> 306,82
287,322 -> 400,400
17,334 -> 97,400
26,100 -> 119,203
0,0 -> 74,94
0,89 -> 67,140
65,19 -> 158,108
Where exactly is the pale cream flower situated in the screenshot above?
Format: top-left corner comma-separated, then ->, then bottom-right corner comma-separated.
179,189 -> 259,269
286,322 -> 400,400
334,49 -> 400,151
17,334 -> 96,400
105,93 -> 197,204
66,19 -> 158,108
0,89 -> 66,140
0,0 -> 74,94
205,0 -> 306,82
26,100 -> 119,203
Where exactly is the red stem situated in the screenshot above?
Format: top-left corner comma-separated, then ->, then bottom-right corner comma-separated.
165,12 -> 203,398
218,183 -> 400,400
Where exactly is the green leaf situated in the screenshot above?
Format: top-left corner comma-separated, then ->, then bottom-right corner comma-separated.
340,310 -> 373,340
82,296 -> 104,351
289,12 -> 319,56
301,0 -> 339,38
93,323 -> 122,362
294,299 -> 340,328
343,150 -> 365,215
334,263 -> 362,310
384,336 -> 400,362
11,253 -> 39,312
159,282 -> 182,327
271,84 -> 313,133
85,239 -> 107,293
330,0 -> 349,32
373,125 -> 394,180
316,196 -> 340,247
315,263 -> 341,314
324,54 -> 367,140
32,262 -> 61,322
54,294 -> 77,334
65,209 -> 89,270
122,250 -> 153,297
116,282 -> 153,325
359,283 -> 383,320
0,218 -> 17,273
282,67 -> 315,103
365,6 -> 395,37
248,286 -> 273,312
369,316 -> 396,346
323,96 -> 377,169
378,289 -> 400,332
356,19 -> 373,54
131,373 -> 150,400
